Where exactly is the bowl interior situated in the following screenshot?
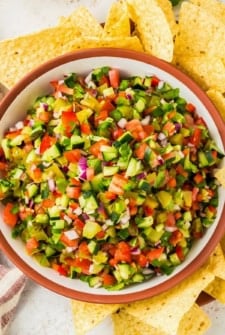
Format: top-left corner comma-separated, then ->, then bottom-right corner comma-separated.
1,49 -> 225,303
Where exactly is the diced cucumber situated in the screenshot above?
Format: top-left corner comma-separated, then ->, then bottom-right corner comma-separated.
27,183 -> 39,198
1,138 -> 11,159
42,144 -> 61,162
70,135 -> 85,149
103,166 -> 119,176
114,131 -> 133,147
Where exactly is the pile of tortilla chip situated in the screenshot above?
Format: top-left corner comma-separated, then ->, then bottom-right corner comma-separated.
0,0 -> 176,88
1,0 -> 225,334
71,243 -> 225,335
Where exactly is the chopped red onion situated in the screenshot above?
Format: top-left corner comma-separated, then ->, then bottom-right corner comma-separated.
157,155 -> 164,165
40,102 -> 49,111
64,229 -> 79,240
142,268 -> 154,275
84,71 -> 93,84
141,115 -> 151,125
48,178 -> 56,192
78,157 -> 87,180
158,132 -> 166,141
15,121 -> 24,129
73,207 -> 82,216
165,226 -> 178,232
117,118 -> 127,129
174,123 -> 182,132
136,172 -> 147,180
131,247 -> 141,255
65,246 -> 78,253
64,215 -> 73,224
82,213 -> 89,220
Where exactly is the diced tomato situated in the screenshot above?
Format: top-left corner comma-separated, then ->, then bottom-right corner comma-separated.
112,127 -> 124,140
151,76 -> 160,87
176,164 -> 189,178
185,102 -> 196,113
50,81 -> 74,95
42,198 -> 55,208
146,247 -> 164,263
52,263 -> 68,276
101,273 -> 116,286
89,139 -> 109,159
190,128 -> 202,148
64,149 -> 82,163
169,230 -> 183,246
61,111 -> 77,135
125,119 -> 147,140
166,213 -> 176,227
103,191 -> 117,200
108,69 -> 120,88
100,99 -> 115,112
135,142 -> 148,160
80,122 -> 91,135
176,245 -> 185,261
108,174 -> 128,195
86,167 -> 95,181
5,129 -> 22,139
3,203 -> 18,227
40,135 -> 57,154
78,241 -> 91,258
73,218 -> 85,235
96,230 -> 106,239
66,185 -> 81,199
25,237 -> 39,255
167,177 -> 177,188
137,254 -> 148,267
66,258 -> 92,275
60,232 -> 79,247
162,121 -> 176,136
94,110 -> 109,125
30,167 -> 42,182
99,75 -> 109,86
114,241 -> 132,264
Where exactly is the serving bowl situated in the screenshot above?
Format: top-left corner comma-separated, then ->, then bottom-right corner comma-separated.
0,48 -> 225,304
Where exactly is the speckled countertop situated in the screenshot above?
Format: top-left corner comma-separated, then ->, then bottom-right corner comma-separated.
1,1 -> 225,334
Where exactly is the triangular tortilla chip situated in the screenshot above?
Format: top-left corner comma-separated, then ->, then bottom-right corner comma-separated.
204,277 -> 225,304
122,265 -> 214,335
126,0 -> 174,61
190,0 -> 225,23
104,1 -> 130,37
58,6 -> 103,37
174,2 -> 225,58
207,89 -> 225,122
155,0 -> 178,38
71,300 -> 120,335
174,55 -> 225,92
207,244 -> 225,280
112,310 -> 166,335
177,303 -> 211,335
0,26 -> 81,88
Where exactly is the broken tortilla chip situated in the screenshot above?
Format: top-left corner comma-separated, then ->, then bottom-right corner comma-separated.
58,6 -> 103,37
174,2 -> 225,58
0,26 -> 81,88
122,265 -> 214,335
71,300 -> 120,335
126,0 -> 174,61
104,1 -> 130,37
206,89 -> 225,122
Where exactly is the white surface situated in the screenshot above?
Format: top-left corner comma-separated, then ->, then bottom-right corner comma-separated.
1,1 -> 225,335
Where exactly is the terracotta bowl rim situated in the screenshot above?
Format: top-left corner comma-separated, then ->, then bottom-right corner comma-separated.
1,48 -> 225,304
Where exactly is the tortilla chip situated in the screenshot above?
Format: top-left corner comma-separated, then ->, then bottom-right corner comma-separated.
71,300 -> 120,335
0,26 -> 81,88
126,0 -> 174,61
204,277 -> 225,304
174,2 -> 225,58
112,310 -> 166,335
206,244 -> 225,280
61,36 -> 143,54
122,265 -> 214,335
190,0 -> 225,23
206,89 -> 225,122
177,303 -> 211,335
155,0 -> 178,38
174,55 -> 225,92
104,1 -> 130,37
58,6 -> 103,37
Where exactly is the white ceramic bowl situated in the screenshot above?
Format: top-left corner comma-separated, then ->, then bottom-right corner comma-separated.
1,48 -> 225,303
